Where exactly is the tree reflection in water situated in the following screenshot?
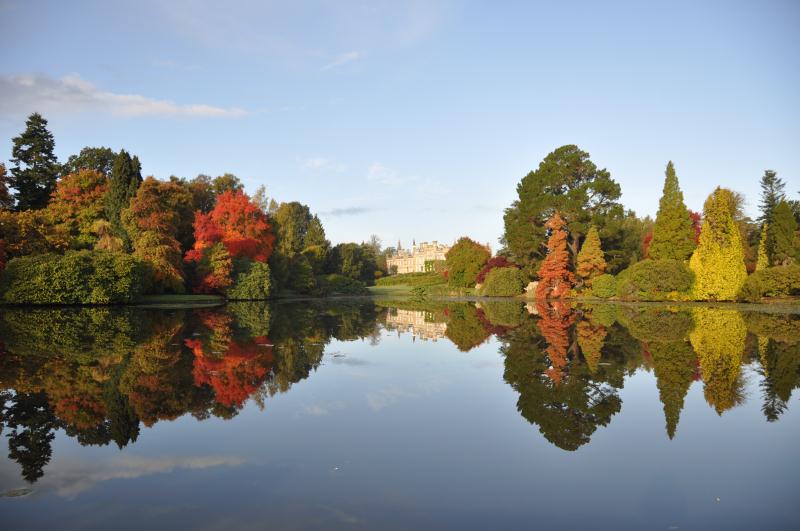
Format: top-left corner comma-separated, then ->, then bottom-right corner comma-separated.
1,299 -> 798,483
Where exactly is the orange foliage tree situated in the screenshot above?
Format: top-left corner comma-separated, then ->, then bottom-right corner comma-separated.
536,300 -> 576,386
535,212 -> 575,299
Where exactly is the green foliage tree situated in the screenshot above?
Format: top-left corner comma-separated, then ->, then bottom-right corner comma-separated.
326,242 -> 378,284
758,169 -> 786,224
689,187 -> 747,300
649,161 -> 696,261
63,146 -> 118,176
0,163 -> 15,210
9,113 -> 60,210
105,150 -> 142,246
756,223 -> 769,271
481,267 -> 525,296
767,200 -> 798,266
445,237 -> 490,287
576,225 -> 606,286
228,261 -> 272,300
502,145 -> 623,275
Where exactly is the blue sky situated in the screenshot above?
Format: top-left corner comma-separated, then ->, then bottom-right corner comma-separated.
1,0 -> 798,248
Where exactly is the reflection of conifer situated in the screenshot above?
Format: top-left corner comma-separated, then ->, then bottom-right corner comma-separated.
536,300 -> 576,385
689,308 -> 747,414
650,341 -> 696,439
1,392 -> 59,483
577,319 -> 606,373
759,338 -> 800,421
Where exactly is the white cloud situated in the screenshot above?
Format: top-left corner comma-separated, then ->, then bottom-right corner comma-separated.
0,73 -> 247,118
322,51 -> 363,70
301,157 -> 346,173
367,162 -> 417,186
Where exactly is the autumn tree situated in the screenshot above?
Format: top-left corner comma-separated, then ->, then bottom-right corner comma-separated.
576,225 -> 606,286
767,200 -> 798,266
536,213 -> 575,299
105,150 -> 142,246
445,237 -> 490,287
45,169 -> 108,249
649,161 -> 696,261
122,177 -> 194,293
476,255 -> 518,285
9,113 -> 60,210
689,187 -> 747,300
502,145 -> 623,275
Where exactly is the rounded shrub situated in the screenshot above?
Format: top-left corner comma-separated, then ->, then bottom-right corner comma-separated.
0,250 -> 145,304
615,259 -> 693,300
737,265 -> 800,302
227,262 -> 272,300
481,267 -> 525,297
589,274 -> 616,298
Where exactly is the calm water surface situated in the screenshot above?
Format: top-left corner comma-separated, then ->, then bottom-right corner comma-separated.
1,299 -> 798,530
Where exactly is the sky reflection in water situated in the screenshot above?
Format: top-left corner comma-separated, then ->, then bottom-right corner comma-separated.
0,300 -> 798,530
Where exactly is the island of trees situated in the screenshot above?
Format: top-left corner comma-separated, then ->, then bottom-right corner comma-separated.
1,114 -> 798,304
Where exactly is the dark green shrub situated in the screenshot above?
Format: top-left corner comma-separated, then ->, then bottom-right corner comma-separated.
227,262 -> 272,300
0,250 -> 144,304
589,274 -> 616,298
615,259 -> 693,300
375,272 -> 446,288
737,265 -> 800,302
481,267 -> 525,297
315,274 -> 368,296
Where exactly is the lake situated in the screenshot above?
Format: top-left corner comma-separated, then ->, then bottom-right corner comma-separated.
1,299 -> 798,530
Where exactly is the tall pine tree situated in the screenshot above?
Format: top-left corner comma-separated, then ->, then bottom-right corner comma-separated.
758,170 -> 786,224
689,187 -> 747,300
9,113 -> 60,211
649,161 -> 695,260
767,200 -> 798,266
105,150 -> 142,246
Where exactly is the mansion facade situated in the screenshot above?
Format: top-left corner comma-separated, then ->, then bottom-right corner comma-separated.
386,241 -> 450,274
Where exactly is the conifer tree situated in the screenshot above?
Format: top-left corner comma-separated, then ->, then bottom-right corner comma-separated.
758,170 -> 786,224
756,223 -> 769,271
689,188 -> 747,300
767,200 -> 798,266
649,161 -> 695,260
535,212 -> 575,299
0,163 -> 14,210
9,113 -> 60,210
576,225 -> 606,286
105,150 -> 142,246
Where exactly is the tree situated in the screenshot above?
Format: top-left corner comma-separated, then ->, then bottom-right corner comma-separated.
758,170 -> 786,224
502,145 -> 623,275
0,163 -> 14,210
576,225 -> 606,286
45,169 -> 108,249
767,200 -> 798,266
476,256 -> 518,285
445,237 -> 490,287
535,213 -> 575,299
689,188 -> 748,300
9,113 -> 60,210
326,242 -> 378,283
649,161 -> 696,261
756,223 -> 769,271
272,202 -> 315,256
105,150 -> 142,246
62,146 -> 118,176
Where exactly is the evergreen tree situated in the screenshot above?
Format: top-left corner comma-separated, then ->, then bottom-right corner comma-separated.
576,225 -> 606,286
689,187 -> 747,300
767,200 -> 798,265
105,150 -> 142,246
535,212 -> 575,299
758,170 -> 786,224
0,163 -> 14,210
9,112 -> 60,210
444,237 -> 490,287
649,161 -> 696,260
756,223 -> 769,271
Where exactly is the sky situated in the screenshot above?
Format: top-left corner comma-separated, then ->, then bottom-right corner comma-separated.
1,0 -> 798,249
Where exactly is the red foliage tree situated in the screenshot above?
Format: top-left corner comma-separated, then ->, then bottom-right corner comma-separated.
475,255 -> 518,284
689,210 -> 702,243
536,300 -> 576,386
535,212 -> 575,299
642,231 -> 653,259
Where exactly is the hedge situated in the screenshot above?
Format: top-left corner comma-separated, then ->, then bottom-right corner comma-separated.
375,272 -> 446,288
481,267 -> 525,297
0,250 -> 145,304
615,259 -> 693,300
737,265 -> 800,302
588,274 -> 616,298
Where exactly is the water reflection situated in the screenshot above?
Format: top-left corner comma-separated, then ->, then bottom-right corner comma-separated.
1,299 -> 799,486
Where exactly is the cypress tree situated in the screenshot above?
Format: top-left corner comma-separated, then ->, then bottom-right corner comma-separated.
105,150 -> 142,245
649,161 -> 695,260
689,187 -> 747,300
758,170 -> 785,224
756,223 -> 769,271
576,225 -> 606,285
9,112 -> 60,210
767,201 -> 798,266
535,212 -> 575,299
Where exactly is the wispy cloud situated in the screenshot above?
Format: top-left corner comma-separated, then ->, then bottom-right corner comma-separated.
322,51 -> 363,70
0,73 -> 247,118
301,157 -> 346,173
367,162 -> 417,186
320,206 -> 373,217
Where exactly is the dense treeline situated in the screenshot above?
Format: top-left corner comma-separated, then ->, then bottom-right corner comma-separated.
0,113 -> 390,303
412,144 -> 799,301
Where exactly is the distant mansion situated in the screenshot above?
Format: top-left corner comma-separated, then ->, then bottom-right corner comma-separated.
386,241 -> 450,274
384,309 -> 447,341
